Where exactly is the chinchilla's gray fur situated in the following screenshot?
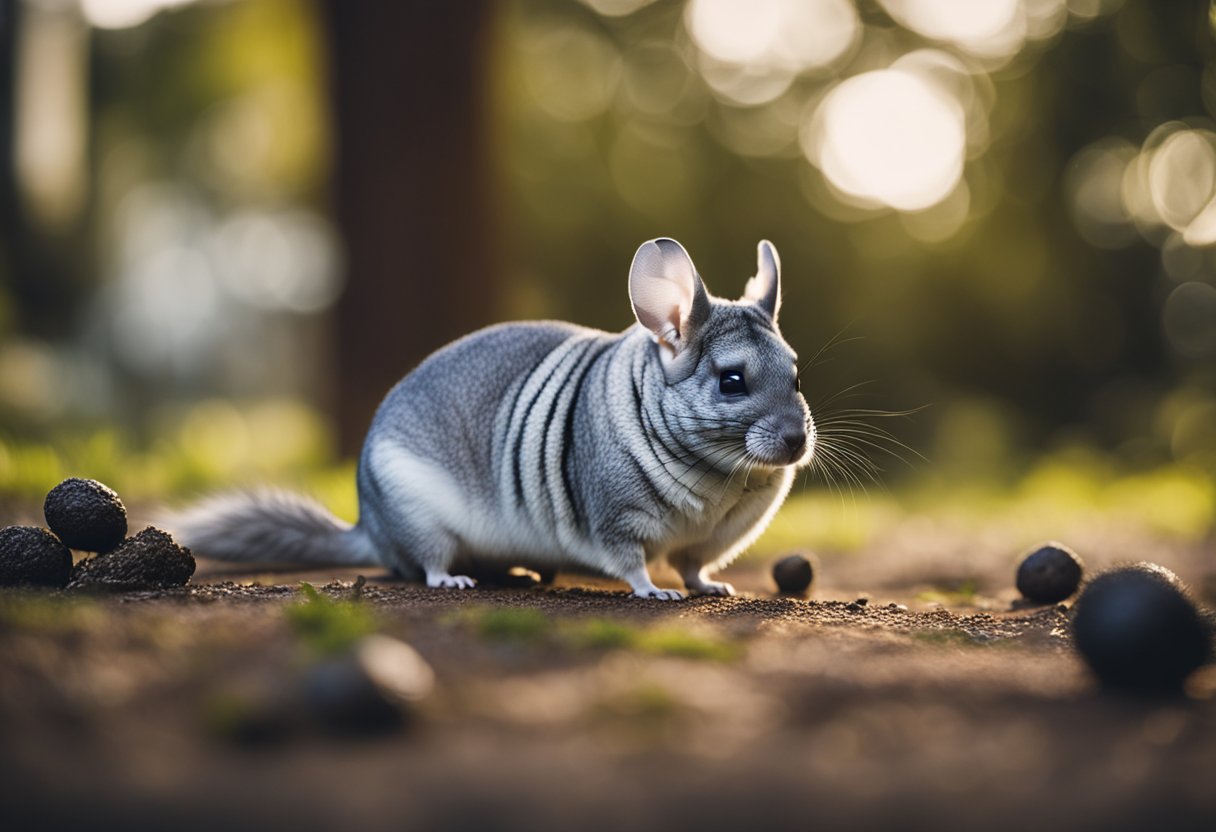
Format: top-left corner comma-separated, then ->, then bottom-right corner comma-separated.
171,238 -> 814,599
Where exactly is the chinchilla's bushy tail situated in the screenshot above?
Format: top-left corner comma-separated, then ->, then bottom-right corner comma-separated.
165,490 -> 382,567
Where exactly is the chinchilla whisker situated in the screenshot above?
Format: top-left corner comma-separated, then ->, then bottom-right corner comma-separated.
816,421 -> 926,466
629,438 -> 744,486
678,416 -> 753,429
721,453 -> 754,496
809,450 -> 859,507
797,324 -> 862,375
820,433 -> 886,477
814,436 -> 886,498
823,457 -> 869,504
817,435 -> 875,481
808,379 -> 878,410
694,449 -> 747,496
820,404 -> 931,418
816,440 -> 873,492
817,424 -> 918,458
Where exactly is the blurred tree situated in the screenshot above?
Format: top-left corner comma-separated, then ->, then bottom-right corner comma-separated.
322,0 -> 500,454
0,0 -> 87,341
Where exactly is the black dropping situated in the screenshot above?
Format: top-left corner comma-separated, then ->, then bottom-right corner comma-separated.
1016,542 -> 1084,604
773,553 -> 815,595
44,477 -> 128,553
0,526 -> 73,588
1072,563 -> 1213,695
69,526 -> 195,592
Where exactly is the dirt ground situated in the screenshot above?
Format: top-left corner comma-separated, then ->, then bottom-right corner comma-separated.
2,553 -> 1216,832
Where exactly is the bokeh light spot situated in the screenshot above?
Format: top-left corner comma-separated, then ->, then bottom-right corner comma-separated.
620,41 -> 701,121
880,0 -> 1017,42
687,0 -> 858,71
687,0 -> 859,104
900,180 -> 971,242
1148,130 -> 1216,232
806,69 -> 966,211
520,24 -> 621,122
578,0 -> 658,17
80,0 -> 196,30
1162,281 -> 1216,359
1065,139 -> 1138,249
879,0 -> 1026,60
1067,0 -> 1127,22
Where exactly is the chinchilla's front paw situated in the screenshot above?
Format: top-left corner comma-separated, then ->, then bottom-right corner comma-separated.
426,572 -> 477,589
632,587 -> 686,601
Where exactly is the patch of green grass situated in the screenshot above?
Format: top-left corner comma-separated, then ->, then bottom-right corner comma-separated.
0,401 -> 355,520
596,682 -> 681,726
467,606 -> 551,642
0,593 -> 100,633
284,582 -> 378,655
635,627 -> 741,661
564,618 -> 637,650
457,610 -> 741,661
912,628 -> 1007,648
564,617 -> 740,662
201,691 -> 260,741
914,579 -> 979,606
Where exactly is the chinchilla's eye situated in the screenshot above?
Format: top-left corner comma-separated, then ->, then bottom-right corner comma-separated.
719,370 -> 748,397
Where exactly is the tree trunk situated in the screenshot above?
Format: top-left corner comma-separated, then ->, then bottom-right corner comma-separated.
0,0 -> 86,341
321,0 -> 499,456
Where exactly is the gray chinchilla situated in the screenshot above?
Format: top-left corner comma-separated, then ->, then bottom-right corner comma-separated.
171,238 -> 814,599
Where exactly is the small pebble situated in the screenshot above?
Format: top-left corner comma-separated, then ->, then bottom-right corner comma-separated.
772,553 -> 815,595
1016,542 -> 1084,604
1072,563 -> 1212,695
302,634 -> 434,736
44,478 -> 127,553
69,526 -> 195,591
0,526 -> 73,588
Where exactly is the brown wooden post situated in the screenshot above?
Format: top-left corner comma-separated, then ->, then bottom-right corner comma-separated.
321,0 -> 499,456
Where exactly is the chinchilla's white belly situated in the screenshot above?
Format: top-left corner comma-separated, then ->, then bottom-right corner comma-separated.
365,434 -> 758,569
366,435 -> 596,567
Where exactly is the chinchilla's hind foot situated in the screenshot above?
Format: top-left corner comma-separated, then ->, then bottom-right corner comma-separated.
680,567 -> 736,597
426,571 -> 477,589
620,563 -> 685,601
689,580 -> 735,597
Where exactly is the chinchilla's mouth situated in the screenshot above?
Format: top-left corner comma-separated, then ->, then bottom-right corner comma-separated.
743,432 -> 811,468
740,417 -> 816,468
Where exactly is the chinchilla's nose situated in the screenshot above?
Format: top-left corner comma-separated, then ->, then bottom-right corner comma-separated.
781,427 -> 807,456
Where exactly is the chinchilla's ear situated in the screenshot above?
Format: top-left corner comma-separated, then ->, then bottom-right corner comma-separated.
742,239 -> 781,321
629,238 -> 711,372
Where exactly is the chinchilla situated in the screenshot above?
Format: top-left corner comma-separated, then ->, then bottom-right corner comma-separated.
171,238 -> 814,599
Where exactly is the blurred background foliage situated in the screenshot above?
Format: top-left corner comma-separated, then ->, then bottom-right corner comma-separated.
0,0 -> 1213,548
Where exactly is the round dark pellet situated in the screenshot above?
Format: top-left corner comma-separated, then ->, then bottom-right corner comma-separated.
1072,563 -> 1212,695
1016,542 -> 1084,604
44,478 -> 127,553
0,525 -> 73,588
69,526 -> 195,592
773,553 -> 815,595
